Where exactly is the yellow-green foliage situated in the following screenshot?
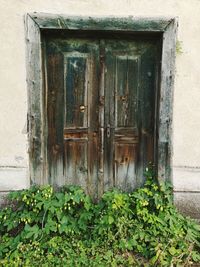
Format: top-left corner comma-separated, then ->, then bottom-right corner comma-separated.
176,40 -> 183,55
0,171 -> 200,266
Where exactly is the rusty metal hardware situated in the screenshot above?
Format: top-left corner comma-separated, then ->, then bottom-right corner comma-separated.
79,105 -> 86,112
120,95 -> 127,101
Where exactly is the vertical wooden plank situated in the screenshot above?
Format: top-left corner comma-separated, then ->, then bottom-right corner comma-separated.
98,40 -> 105,197
114,143 -> 138,191
158,19 -> 177,182
114,53 -> 140,190
139,45 -> 156,172
137,42 -> 162,186
127,57 -> 138,127
115,55 -> 128,127
115,55 -> 138,127
87,51 -> 99,199
25,14 -> 44,184
41,36 -> 49,184
104,43 -> 115,191
134,56 -> 144,185
46,49 -> 64,186
64,141 -> 88,188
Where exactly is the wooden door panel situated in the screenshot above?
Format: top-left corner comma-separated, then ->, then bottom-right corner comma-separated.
46,38 -> 99,197
114,54 -> 140,191
64,53 -> 88,128
64,141 -> 88,188
115,55 -> 138,128
47,52 -> 64,185
138,45 -> 158,173
104,41 -> 139,191
104,40 -> 159,191
114,143 -> 138,191
45,35 -> 160,196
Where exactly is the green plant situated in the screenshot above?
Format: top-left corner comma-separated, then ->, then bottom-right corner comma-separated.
0,170 -> 200,266
176,40 -> 183,55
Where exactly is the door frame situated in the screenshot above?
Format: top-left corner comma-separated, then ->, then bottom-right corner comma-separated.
25,12 -> 178,185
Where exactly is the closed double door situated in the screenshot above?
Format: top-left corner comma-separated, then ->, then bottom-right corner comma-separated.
45,34 -> 160,198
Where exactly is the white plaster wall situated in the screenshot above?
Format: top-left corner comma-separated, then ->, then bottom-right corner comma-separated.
0,0 -> 200,195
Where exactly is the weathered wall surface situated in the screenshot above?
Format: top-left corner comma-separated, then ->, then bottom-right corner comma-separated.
0,0 -> 200,216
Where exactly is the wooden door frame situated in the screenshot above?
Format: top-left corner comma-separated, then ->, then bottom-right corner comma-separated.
25,12 -> 178,185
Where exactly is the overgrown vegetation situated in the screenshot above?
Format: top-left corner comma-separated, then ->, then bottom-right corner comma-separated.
0,169 -> 200,266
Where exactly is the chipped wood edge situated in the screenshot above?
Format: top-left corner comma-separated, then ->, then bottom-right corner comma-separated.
28,12 -> 174,32
158,18 -> 178,182
25,12 -> 178,184
25,14 -> 46,185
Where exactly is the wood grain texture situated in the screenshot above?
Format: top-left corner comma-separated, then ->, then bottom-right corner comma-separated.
47,52 -> 64,185
36,35 -> 160,194
26,14 -> 177,191
64,52 -> 88,128
98,40 -> 105,197
115,56 -> 138,127
45,38 -> 100,197
28,12 -> 172,32
158,18 -> 178,182
104,41 -> 114,191
103,39 -> 160,191
25,14 -> 44,184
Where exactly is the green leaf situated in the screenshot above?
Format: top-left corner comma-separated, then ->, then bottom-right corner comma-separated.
108,216 -> 114,225
61,216 -> 68,224
168,247 -> 177,256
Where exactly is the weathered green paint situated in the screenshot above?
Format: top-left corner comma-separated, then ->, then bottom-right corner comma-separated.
158,19 -> 177,181
25,14 -> 44,184
29,13 -> 172,32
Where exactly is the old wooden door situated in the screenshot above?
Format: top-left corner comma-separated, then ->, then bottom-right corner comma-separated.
45,33 -> 160,198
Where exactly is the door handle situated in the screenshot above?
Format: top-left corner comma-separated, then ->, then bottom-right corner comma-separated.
107,124 -> 110,138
